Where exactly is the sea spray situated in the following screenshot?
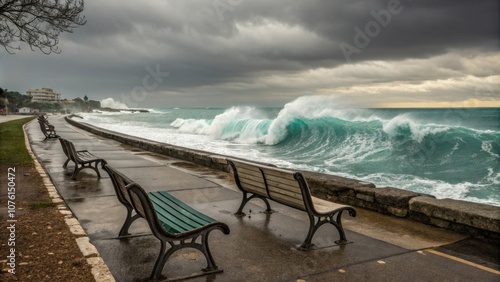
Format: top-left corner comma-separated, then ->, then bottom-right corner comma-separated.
100,98 -> 130,109
170,107 -> 272,143
382,114 -> 449,142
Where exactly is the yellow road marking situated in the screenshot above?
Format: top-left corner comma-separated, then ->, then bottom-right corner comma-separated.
425,249 -> 500,275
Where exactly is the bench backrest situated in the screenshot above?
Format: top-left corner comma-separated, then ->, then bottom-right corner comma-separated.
58,138 -> 70,158
258,165 -> 310,211
38,120 -> 49,135
227,159 -> 268,197
59,138 -> 81,163
102,164 -> 135,208
38,116 -> 48,123
126,183 -> 169,238
102,164 -> 170,236
228,158 -> 313,212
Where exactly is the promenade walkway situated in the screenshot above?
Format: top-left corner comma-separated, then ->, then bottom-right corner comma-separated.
24,116 -> 500,281
0,114 -> 34,123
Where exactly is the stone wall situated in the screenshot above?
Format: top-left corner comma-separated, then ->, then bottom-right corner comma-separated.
65,116 -> 500,241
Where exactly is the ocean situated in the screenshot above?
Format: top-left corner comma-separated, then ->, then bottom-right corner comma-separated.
79,96 -> 500,207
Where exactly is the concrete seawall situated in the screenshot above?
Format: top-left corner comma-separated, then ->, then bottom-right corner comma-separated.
65,116 -> 500,241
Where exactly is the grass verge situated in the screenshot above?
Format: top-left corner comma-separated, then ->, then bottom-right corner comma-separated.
0,117 -> 36,165
29,201 -> 57,209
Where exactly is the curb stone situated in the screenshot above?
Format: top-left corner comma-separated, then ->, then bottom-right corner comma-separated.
23,123 -> 115,282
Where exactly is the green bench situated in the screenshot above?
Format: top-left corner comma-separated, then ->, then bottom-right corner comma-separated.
103,164 -> 230,280
227,158 -> 356,250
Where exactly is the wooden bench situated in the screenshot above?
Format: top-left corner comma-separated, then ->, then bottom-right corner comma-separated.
102,164 -> 230,280
37,118 -> 58,139
58,137 -> 106,180
227,158 -> 356,250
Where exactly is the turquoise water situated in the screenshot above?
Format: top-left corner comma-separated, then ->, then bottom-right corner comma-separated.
81,96 -> 500,206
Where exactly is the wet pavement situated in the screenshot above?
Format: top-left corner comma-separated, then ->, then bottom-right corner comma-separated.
24,116 -> 500,281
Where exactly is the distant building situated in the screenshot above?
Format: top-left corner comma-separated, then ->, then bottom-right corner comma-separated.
26,88 -> 61,103
18,107 -> 38,114
18,107 -> 31,114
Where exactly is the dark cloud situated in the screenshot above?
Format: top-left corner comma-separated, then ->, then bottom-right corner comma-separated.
1,0 -> 498,107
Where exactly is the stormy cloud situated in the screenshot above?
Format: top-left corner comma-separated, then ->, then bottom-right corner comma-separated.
1,0 -> 499,107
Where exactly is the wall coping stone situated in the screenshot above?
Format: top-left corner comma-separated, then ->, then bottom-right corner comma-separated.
375,187 -> 434,207
410,196 -> 500,233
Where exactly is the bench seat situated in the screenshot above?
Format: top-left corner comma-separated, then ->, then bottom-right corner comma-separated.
149,191 -> 219,235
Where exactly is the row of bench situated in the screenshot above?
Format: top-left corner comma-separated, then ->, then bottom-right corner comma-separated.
38,115 -> 59,139
39,116 -> 356,280
56,135 -> 231,280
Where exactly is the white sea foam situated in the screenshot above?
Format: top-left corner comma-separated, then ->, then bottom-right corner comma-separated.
482,141 -> 500,158
486,168 -> 500,184
382,114 -> 449,142
171,118 -> 211,134
170,106 -> 269,143
265,95 -> 346,145
100,98 -> 130,109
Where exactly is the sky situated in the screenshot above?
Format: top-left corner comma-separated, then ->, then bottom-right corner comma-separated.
1,0 -> 499,108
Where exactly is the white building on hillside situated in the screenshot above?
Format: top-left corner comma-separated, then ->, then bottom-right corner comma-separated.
26,88 -> 61,103
18,107 -> 38,114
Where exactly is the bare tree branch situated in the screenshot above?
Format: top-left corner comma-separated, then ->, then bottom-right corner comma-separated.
0,0 -> 86,54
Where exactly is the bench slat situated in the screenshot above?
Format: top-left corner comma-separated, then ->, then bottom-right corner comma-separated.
312,196 -> 352,213
233,161 -> 262,172
150,195 -> 209,233
235,165 -> 262,177
239,182 -> 267,196
155,191 -> 216,224
259,167 -> 307,210
231,162 -> 267,196
149,191 -> 216,234
265,183 -> 306,210
237,176 -> 266,193
265,173 -> 301,192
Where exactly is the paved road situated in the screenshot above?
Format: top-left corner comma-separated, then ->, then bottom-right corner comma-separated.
0,114 -> 36,123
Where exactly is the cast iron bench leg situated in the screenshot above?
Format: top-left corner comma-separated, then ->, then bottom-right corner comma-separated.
71,161 -> 103,180
118,211 -> 141,237
151,240 -> 172,280
235,192 -> 272,216
300,209 -> 355,250
150,232 -> 224,280
200,230 -> 218,272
